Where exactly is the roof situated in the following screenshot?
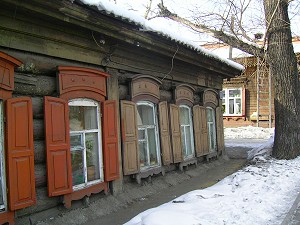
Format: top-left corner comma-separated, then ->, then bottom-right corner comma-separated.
78,0 -> 244,71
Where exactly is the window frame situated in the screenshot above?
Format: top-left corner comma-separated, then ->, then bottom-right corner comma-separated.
0,101 -> 6,212
68,98 -> 104,191
136,101 -> 161,171
206,107 -> 217,152
179,105 -> 195,159
221,88 -> 243,116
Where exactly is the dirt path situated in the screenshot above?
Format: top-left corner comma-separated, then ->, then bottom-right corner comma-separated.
85,158 -> 247,225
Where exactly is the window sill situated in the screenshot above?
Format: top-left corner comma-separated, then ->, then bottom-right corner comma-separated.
64,182 -> 108,208
179,158 -> 197,171
0,210 -> 14,225
135,166 -> 165,184
223,115 -> 246,121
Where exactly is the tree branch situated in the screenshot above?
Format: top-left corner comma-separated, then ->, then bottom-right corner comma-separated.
157,3 -> 265,58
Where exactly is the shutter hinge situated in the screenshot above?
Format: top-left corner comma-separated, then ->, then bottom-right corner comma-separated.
3,117 -> 6,123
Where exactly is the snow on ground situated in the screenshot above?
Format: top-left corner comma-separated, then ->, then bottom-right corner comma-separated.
124,126 -> 300,225
224,126 -> 274,140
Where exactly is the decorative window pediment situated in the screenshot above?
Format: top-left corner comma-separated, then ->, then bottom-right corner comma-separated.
175,84 -> 195,107
58,66 -> 110,101
0,51 -> 22,99
131,75 -> 162,103
203,89 -> 219,108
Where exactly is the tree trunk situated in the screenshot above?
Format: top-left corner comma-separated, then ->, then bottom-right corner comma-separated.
264,0 -> 300,159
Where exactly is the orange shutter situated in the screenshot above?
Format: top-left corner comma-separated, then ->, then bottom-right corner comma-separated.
193,105 -> 203,157
199,106 -> 209,155
169,104 -> 183,163
6,97 -> 36,210
120,101 -> 139,175
44,97 -> 72,197
103,100 -> 119,181
216,106 -> 225,153
158,101 -> 172,165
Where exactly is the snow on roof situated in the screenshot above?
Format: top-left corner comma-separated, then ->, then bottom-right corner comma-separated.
78,0 -> 244,71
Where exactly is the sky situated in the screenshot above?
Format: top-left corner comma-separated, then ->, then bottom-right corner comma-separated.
111,0 -> 300,41
86,0 -> 300,59
124,127 -> 300,225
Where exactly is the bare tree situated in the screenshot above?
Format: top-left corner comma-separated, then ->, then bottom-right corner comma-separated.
144,0 -> 153,19
157,0 -> 299,159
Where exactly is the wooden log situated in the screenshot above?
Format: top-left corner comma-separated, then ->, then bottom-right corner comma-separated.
194,94 -> 201,105
161,80 -> 173,91
33,119 -> 44,140
34,140 -> 46,164
14,73 -> 57,96
35,163 -> 46,188
160,90 -> 173,102
119,84 -> 129,100
32,97 -> 44,119
15,187 -> 59,218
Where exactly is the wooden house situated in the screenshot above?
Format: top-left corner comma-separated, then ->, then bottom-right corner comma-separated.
0,0 -> 242,224
203,38 -> 300,128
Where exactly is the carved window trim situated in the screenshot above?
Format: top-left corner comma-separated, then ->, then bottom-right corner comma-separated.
203,89 -> 219,109
0,51 -> 22,100
175,84 -> 195,107
58,66 -> 109,102
131,75 -> 162,104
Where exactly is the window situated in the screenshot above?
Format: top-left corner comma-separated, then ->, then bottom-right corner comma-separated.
179,105 -> 195,159
206,107 -> 217,152
221,88 -> 242,116
0,101 -> 6,212
137,101 -> 160,170
69,99 -> 103,190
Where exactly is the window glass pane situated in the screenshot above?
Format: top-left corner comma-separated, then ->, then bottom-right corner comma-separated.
229,99 -> 234,114
186,127 -> 192,156
180,107 -> 189,125
235,99 -> 241,114
84,106 -> 98,130
137,104 -> 154,125
69,106 -> 98,131
229,89 -> 241,97
148,128 -> 158,166
70,134 -> 83,150
207,108 -> 213,122
71,150 -> 85,186
139,141 -> 148,168
209,123 -> 216,150
181,126 -> 186,153
138,129 -> 145,140
86,133 -> 100,182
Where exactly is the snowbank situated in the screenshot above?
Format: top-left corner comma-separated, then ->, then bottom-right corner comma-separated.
124,155 -> 300,225
225,126 -> 274,139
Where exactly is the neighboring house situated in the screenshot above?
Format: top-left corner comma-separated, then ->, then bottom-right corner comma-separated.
0,0 -> 242,224
203,38 -> 300,128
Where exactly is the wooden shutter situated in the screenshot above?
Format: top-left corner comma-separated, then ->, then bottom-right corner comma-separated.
169,104 -> 183,163
121,101 -> 139,175
103,100 -> 119,181
158,101 -> 172,165
199,106 -> 209,155
44,97 -> 72,197
216,106 -> 225,153
193,105 -> 203,157
6,97 -> 36,210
